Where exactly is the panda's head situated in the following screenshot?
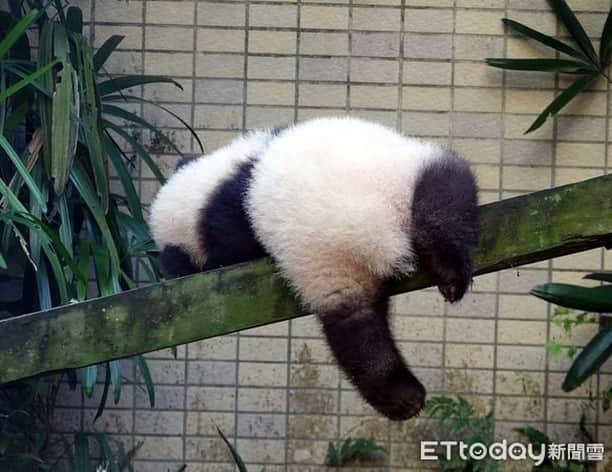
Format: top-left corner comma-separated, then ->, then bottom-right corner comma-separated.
411,149 -> 479,303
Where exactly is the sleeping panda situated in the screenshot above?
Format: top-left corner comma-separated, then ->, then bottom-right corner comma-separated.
149,117 -> 479,421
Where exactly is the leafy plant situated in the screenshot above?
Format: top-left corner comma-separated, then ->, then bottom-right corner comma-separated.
326,437 -> 387,467
531,271 -> 612,392
0,1 -> 199,469
486,0 -> 612,133
424,396 -> 497,472
545,306 -> 597,360
216,426 -> 248,472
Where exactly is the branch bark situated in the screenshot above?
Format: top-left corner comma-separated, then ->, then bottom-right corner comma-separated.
1,175 -> 611,384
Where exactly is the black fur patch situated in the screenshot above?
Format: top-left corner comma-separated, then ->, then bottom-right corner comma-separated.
411,151 -> 479,302
175,154 -> 200,171
197,159 -> 267,270
319,295 -> 426,421
160,244 -> 198,278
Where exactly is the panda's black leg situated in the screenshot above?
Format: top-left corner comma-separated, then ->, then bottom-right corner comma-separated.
160,245 -> 198,278
318,297 -> 426,421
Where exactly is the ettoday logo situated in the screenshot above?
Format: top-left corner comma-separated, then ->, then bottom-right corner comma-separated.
420,440 -> 605,465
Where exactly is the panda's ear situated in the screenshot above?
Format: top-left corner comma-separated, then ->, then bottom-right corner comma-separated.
175,153 -> 201,171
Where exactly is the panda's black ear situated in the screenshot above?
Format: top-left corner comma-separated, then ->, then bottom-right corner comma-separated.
175,153 -> 201,171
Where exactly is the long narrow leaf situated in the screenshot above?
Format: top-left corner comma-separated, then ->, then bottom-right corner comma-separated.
93,35 -> 124,72
102,104 -> 182,154
4,63 -> 53,98
58,193 -> 73,258
0,8 -> 38,60
0,58 -> 59,102
530,282 -> 612,312
584,272 -> 612,283
38,21 -> 54,175
0,135 -> 47,211
98,75 -> 182,97
600,8 -> 612,66
103,120 -> 166,184
74,433 -> 91,472
525,73 -> 596,133
216,426 -> 247,472
79,365 -> 97,398
502,18 -> 588,60
563,328 -> 612,391
104,133 -> 144,223
94,365 -> 111,421
485,58 -> 593,73
104,94 -> 203,153
549,0 -> 598,64
136,355 -> 155,407
109,360 -> 121,404
76,239 -> 90,301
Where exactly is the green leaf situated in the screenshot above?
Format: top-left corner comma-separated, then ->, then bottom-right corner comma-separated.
109,360 -> 122,404
66,6 -> 84,35
38,21 -> 54,176
80,365 -> 98,398
95,365 -> 111,421
104,94 -> 204,153
70,163 -> 121,291
584,271 -> 612,283
104,133 -> 145,223
103,119 -> 167,184
563,328 -> 612,391
74,433 -> 91,472
530,282 -> 612,312
485,58 -> 593,73
0,9 -> 38,61
549,0 -> 598,64
58,193 -> 73,258
136,355 -> 155,407
93,35 -> 124,72
525,73 -> 596,133
0,251 -> 6,270
0,58 -> 59,102
98,75 -> 182,97
502,18 -> 588,60
600,8 -> 612,66
76,239 -> 90,301
102,104 -> 182,154
51,61 -> 79,195
216,426 -> 247,472
0,135 -> 47,211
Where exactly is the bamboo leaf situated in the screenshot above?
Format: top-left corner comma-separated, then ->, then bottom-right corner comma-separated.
79,365 -> 97,398
0,58 -> 59,102
104,94 -> 204,153
0,8 -> 38,61
103,119 -> 166,184
51,61 -> 78,195
502,18 -> 588,60
563,328 -> 612,391
66,6 -> 83,35
584,271 -> 612,283
74,433 -> 91,472
549,0 -> 598,64
76,239 -> 90,301
38,21 -> 54,176
0,135 -> 47,211
94,365 -> 110,421
485,58 -> 593,72
600,7 -> 612,66
93,35 -> 124,72
136,355 -> 155,407
58,193 -> 73,259
530,282 -> 612,312
109,360 -> 121,404
525,74 -> 596,133
102,104 -> 182,154
216,426 -> 247,472
104,134 -> 144,223
98,75 -> 182,97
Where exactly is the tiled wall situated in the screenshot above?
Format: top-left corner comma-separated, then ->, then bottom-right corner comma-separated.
50,0 -> 612,470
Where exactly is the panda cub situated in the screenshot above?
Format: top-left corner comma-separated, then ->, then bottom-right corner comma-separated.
149,117 -> 479,421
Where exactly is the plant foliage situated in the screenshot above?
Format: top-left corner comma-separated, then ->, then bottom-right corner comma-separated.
487,0 -> 612,133
531,272 -> 612,393
0,1 -> 198,469
326,437 -> 387,467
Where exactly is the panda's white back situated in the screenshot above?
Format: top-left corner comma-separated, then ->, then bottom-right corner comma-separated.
246,116 -> 445,309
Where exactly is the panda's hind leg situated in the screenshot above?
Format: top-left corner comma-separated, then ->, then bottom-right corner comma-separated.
160,245 -> 198,278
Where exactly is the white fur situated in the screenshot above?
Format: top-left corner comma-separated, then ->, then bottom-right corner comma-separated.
245,117 -> 445,310
149,129 -> 275,267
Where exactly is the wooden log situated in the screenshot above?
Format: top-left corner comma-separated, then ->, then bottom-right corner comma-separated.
1,174 -> 611,384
